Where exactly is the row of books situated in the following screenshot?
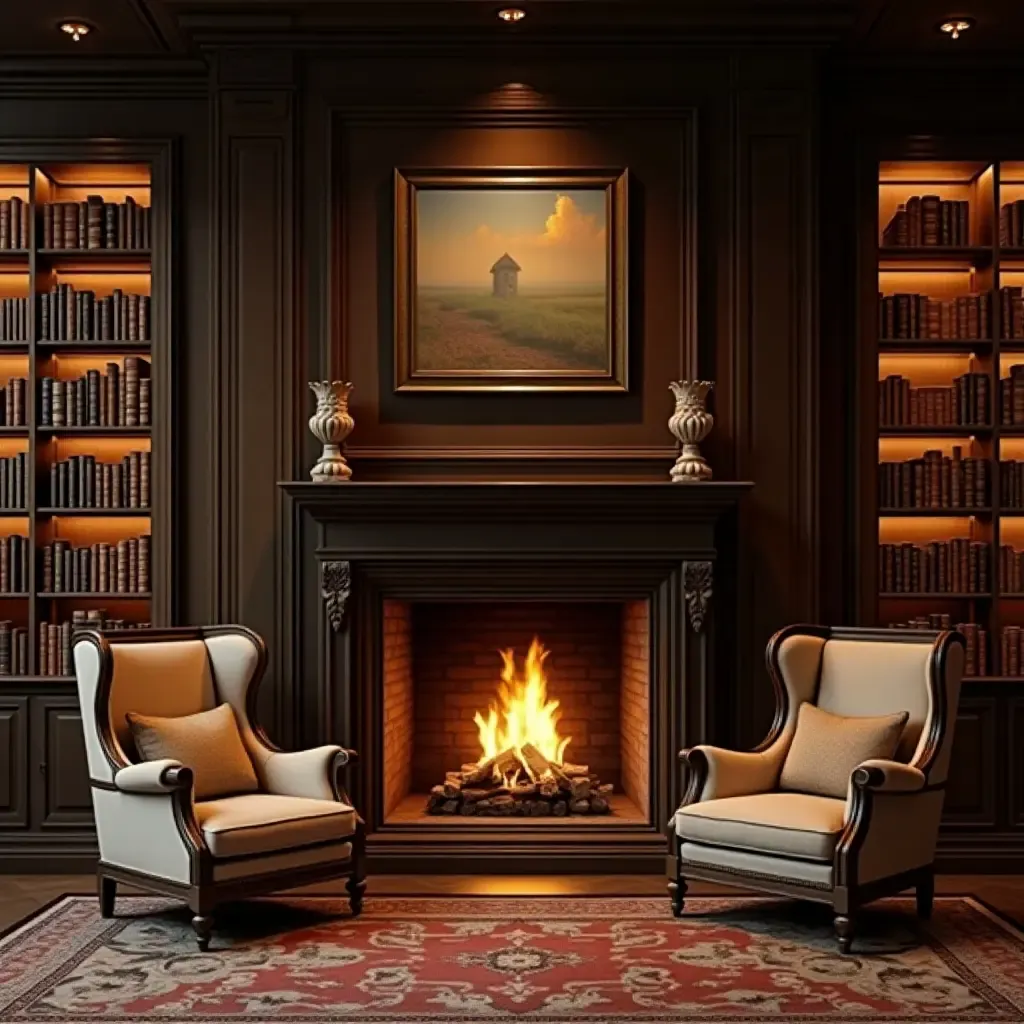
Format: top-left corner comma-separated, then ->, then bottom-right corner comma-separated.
37,611 -> 151,678
40,536 -> 150,594
879,293 -> 989,340
1,379 -> 27,427
878,450 -> 988,509
1001,460 -> 1024,508
0,454 -> 27,510
887,618 -> 998,678
0,198 -> 29,251
39,287 -> 150,343
0,535 -> 29,593
1000,287 -> 1024,339
999,201 -> 1024,248
0,623 -> 29,675
882,196 -> 970,248
878,540 -> 989,594
0,298 -> 28,342
41,197 -> 150,251
879,374 -> 989,427
1000,626 -> 1024,676
39,359 -> 151,428
50,452 -> 150,510
999,544 -> 1024,593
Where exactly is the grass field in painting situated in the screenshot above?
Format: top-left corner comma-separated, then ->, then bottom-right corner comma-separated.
415,286 -> 608,372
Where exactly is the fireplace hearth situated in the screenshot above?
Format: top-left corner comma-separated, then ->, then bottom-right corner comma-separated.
282,480 -> 750,873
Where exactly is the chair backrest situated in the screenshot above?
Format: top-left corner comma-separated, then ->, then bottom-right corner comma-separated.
73,625 -> 266,784
767,626 -> 965,784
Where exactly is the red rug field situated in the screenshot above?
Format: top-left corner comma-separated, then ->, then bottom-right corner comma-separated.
2,895 -> 1024,1021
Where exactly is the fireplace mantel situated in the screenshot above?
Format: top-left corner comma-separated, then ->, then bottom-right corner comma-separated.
279,479 -> 751,873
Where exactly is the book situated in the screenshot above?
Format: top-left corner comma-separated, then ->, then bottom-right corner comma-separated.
40,199 -> 151,250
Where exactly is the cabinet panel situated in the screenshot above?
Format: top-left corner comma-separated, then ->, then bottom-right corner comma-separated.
30,697 -> 94,829
1011,698 -> 1024,830
0,697 -> 28,828
942,697 -> 998,828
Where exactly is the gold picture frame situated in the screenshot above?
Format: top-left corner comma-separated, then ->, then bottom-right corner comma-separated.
394,168 -> 629,392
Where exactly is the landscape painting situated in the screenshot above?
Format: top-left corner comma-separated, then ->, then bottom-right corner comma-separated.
394,170 -> 628,391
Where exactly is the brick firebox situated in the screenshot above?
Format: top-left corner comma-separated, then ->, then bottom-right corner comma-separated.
382,599 -> 651,822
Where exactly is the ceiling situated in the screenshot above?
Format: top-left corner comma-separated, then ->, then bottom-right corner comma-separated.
0,0 -> 1022,56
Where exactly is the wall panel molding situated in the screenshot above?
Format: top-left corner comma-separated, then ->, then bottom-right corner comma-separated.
212,58 -> 299,744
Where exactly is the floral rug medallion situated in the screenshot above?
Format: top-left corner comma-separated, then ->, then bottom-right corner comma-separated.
1,895 -> 1024,1022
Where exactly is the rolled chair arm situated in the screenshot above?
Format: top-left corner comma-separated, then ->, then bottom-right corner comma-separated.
679,744 -> 784,805
262,745 -> 358,803
114,760 -> 193,795
851,759 -> 927,793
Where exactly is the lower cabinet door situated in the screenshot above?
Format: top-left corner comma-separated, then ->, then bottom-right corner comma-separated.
0,697 -> 29,828
30,696 -> 94,829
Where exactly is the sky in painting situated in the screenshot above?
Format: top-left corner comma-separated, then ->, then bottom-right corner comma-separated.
416,188 -> 606,288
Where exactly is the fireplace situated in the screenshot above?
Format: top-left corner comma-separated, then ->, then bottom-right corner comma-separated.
281,480 -> 750,873
381,600 -> 650,824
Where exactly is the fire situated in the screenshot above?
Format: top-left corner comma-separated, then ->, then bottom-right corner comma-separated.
473,637 -> 571,778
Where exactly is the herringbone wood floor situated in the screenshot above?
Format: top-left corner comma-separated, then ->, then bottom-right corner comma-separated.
2,874 -> 1023,934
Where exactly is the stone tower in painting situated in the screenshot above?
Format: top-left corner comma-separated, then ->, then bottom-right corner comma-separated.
490,253 -> 521,298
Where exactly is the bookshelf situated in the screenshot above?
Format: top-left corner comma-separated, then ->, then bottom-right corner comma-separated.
871,159 -> 1024,682
0,157 -> 169,683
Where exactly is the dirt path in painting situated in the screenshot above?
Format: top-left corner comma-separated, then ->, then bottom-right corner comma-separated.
416,305 -> 596,372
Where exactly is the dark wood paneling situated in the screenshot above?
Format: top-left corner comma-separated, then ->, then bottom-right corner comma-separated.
212,53 -> 298,745
0,698 -> 28,828
733,66 -> 818,747
30,697 -> 92,829
1011,697 -> 1024,830
943,698 -> 999,829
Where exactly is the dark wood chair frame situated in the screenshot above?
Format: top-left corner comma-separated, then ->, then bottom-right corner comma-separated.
78,624 -> 367,950
669,624 -> 962,953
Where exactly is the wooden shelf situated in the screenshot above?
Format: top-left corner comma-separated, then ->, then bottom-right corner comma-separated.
0,427 -> 27,436
37,507 -> 150,517
963,676 -> 1024,683
878,245 -> 992,264
0,250 -> 29,265
879,339 -> 991,353
879,508 -> 990,516
879,593 -> 991,600
40,592 -> 151,600
0,593 -> 29,599
36,248 -> 150,259
879,425 -> 990,436
35,426 -> 150,437
36,341 -> 151,354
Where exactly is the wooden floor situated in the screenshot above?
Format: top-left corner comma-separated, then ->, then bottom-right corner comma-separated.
2,873 -> 1024,934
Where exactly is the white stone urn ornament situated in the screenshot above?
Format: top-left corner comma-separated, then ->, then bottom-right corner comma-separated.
668,380 -> 714,482
308,381 -> 354,482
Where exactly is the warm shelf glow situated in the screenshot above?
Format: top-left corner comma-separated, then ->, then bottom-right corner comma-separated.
43,436 -> 151,460
878,352 -> 978,385
879,517 -> 979,543
879,436 -> 983,459
43,517 -> 151,545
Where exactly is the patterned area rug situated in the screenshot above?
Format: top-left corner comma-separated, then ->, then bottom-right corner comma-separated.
2,895 -> 1024,1022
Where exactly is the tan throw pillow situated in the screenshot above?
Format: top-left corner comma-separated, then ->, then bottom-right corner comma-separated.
779,702 -> 909,800
126,703 -> 259,801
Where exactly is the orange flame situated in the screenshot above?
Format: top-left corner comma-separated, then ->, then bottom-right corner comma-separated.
473,637 -> 571,773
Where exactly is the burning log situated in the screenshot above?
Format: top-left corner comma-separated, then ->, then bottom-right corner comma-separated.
570,778 -> 592,801
493,748 -> 524,778
461,758 -> 496,785
519,742 -> 551,779
562,763 -> 590,778
538,779 -> 560,798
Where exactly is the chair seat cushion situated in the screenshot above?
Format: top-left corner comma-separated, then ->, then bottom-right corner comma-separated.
675,792 -> 846,862
194,793 -> 357,858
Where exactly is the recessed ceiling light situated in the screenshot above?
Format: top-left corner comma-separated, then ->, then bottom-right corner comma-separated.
59,20 -> 94,42
938,17 -> 974,39
498,8 -> 526,23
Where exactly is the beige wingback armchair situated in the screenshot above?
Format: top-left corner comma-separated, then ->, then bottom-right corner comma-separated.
74,625 -> 365,950
671,625 -> 964,953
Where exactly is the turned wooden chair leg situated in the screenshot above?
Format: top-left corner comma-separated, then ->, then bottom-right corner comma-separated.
668,876 -> 688,918
916,867 -> 935,920
191,914 -> 214,952
834,913 -> 855,954
346,822 -> 367,917
99,875 -> 116,918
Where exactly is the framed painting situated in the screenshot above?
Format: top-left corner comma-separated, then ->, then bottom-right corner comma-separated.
394,168 -> 629,392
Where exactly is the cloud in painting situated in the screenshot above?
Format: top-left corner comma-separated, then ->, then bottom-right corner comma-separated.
417,190 -> 606,288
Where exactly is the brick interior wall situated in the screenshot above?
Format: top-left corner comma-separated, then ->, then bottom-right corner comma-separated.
620,599 -> 650,813
382,599 -> 414,817
408,602 -> 624,793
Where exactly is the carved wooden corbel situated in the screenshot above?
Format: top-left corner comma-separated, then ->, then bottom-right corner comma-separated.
321,560 -> 352,632
683,561 -> 713,633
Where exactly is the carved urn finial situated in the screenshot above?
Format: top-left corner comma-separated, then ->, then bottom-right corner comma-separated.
668,380 -> 714,483
308,381 -> 354,482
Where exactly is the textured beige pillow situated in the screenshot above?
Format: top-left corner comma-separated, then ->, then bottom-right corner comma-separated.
779,702 -> 909,800
126,703 -> 259,801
